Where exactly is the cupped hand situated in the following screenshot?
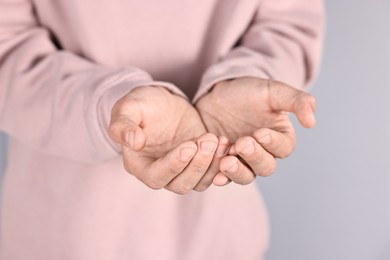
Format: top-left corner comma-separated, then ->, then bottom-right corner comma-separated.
108,86 -> 229,194
196,77 -> 316,185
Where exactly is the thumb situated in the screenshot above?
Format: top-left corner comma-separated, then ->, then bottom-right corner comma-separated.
108,104 -> 146,152
267,80 -> 317,128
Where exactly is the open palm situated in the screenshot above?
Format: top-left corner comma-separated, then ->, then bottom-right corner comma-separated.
109,86 -> 226,194
196,77 -> 316,184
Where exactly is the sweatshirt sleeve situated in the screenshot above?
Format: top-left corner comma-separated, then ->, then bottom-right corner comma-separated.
0,0 -> 186,163
193,0 -> 325,103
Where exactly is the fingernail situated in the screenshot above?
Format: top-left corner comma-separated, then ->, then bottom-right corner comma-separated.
200,141 -> 217,155
259,134 -> 271,145
240,141 -> 254,155
216,144 -> 228,157
126,131 -> 135,148
225,159 -> 238,173
180,147 -> 196,161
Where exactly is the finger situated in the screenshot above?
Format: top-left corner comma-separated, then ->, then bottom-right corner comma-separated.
108,99 -> 146,151
253,128 -> 296,159
109,115 -> 146,151
267,80 -> 317,128
166,133 -> 218,195
194,136 -> 230,192
212,172 -> 231,186
234,136 -> 277,177
219,156 -> 256,185
123,141 -> 198,190
228,144 -> 237,155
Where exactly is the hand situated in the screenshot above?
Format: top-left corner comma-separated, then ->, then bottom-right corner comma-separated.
196,77 -> 316,185
108,86 -> 229,194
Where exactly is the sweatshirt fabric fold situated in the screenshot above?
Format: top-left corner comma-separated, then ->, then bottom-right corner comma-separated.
0,0 -> 324,259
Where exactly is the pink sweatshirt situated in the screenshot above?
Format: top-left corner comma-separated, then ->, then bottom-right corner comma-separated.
0,0 -> 324,259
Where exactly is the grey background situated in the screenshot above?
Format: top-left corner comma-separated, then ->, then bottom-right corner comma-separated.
0,0 -> 389,260
259,0 -> 390,260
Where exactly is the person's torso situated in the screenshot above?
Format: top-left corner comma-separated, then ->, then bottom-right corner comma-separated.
33,0 -> 260,97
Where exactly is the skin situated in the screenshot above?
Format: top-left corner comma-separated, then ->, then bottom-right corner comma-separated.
108,86 -> 230,194
108,77 -> 316,193
196,77 -> 317,186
